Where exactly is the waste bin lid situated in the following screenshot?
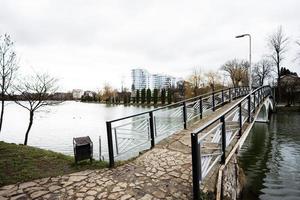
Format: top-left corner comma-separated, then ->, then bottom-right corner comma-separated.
73,136 -> 92,146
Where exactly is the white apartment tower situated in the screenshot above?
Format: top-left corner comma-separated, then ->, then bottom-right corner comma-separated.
151,74 -> 176,90
131,69 -> 151,91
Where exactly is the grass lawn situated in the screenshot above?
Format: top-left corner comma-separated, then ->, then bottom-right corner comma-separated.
0,141 -> 108,187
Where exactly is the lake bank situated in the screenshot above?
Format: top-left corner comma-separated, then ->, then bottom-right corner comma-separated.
0,141 -> 107,186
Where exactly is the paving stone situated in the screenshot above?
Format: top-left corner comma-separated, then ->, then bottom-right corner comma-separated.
84,196 -> 95,200
111,186 -> 123,192
48,185 -> 61,192
140,194 -> 153,200
120,194 -> 132,200
10,194 -> 27,200
97,192 -> 108,199
153,190 -> 165,199
68,175 -> 87,182
76,192 -> 85,198
19,182 -> 37,189
107,192 -> 122,199
30,191 -> 48,199
86,190 -> 97,196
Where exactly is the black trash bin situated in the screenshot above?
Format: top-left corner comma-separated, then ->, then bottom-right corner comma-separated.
73,136 -> 93,164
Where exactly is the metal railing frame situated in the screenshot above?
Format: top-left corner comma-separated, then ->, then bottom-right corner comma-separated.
106,86 -> 249,167
191,85 -> 272,200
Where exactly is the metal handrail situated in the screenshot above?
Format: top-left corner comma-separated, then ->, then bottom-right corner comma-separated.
191,85 -> 272,200
106,86 -> 250,167
107,86 -> 248,123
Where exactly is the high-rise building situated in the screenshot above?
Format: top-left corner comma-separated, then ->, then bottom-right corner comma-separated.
131,68 -> 179,91
151,74 -> 177,90
131,68 -> 151,91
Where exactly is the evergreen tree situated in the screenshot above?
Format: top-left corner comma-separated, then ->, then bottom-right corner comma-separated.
161,89 -> 166,104
153,89 -> 158,105
141,88 -> 146,104
146,88 -> 151,104
167,88 -> 172,104
136,90 -> 140,104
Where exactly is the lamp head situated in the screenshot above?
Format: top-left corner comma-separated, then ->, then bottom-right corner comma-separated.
235,34 -> 246,38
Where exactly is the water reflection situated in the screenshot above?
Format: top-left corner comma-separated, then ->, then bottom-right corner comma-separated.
239,112 -> 300,200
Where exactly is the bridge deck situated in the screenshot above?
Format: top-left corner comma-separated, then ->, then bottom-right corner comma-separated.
0,99 -> 243,200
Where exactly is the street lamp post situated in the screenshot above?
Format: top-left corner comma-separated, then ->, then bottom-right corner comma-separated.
235,34 -> 252,93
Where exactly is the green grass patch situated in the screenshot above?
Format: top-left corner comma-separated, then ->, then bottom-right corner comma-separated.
0,141 -> 108,186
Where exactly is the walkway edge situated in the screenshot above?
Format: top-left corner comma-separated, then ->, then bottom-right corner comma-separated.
216,98 -> 267,200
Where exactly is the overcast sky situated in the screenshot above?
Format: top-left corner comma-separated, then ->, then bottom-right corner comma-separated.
1,0 -> 300,91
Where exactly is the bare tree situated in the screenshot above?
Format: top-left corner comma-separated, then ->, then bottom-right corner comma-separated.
13,73 -> 59,145
0,34 -> 18,133
101,83 -> 114,102
268,26 -> 288,99
252,58 -> 274,86
189,67 -> 203,96
221,59 -> 249,87
205,71 -> 221,91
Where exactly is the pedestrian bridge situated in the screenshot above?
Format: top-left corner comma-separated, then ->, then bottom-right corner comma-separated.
105,85 -> 274,199
0,86 -> 273,199
105,86 -> 251,166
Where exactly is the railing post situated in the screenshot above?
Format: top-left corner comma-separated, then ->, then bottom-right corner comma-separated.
259,90 -> 262,103
183,102 -> 187,129
253,91 -> 256,113
235,87 -> 237,99
221,89 -> 224,104
199,97 -> 203,119
220,115 -> 226,164
212,92 -> 215,111
239,102 -> 242,137
149,111 -> 155,148
106,121 -> 115,168
248,95 -> 251,123
191,133 -> 201,200
229,88 -> 232,102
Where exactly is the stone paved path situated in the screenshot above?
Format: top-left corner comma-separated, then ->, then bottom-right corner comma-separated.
0,100 -> 240,200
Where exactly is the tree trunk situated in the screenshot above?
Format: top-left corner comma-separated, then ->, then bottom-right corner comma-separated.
277,54 -> 281,103
24,111 -> 34,145
0,93 -> 4,133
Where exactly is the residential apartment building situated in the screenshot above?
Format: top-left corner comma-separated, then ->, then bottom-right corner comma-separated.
151,74 -> 176,90
131,68 -> 178,91
131,68 -> 151,90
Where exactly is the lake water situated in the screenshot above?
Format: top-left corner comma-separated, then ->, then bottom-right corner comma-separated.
0,101 -> 151,159
239,112 -> 300,200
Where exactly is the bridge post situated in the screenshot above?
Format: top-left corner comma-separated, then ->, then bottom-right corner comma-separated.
220,115 -> 226,164
183,102 -> 187,129
106,121 -> 115,168
221,89 -> 224,104
239,102 -> 242,137
212,92 -> 215,111
199,97 -> 203,119
248,95 -> 251,122
253,91 -> 256,113
191,133 -> 201,200
149,111 -> 155,148
229,88 -> 232,102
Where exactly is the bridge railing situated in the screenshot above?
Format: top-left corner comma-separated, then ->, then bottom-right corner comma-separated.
191,85 -> 272,199
106,86 -> 249,167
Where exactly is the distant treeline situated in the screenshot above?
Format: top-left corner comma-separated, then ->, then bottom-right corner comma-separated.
87,84 -> 226,105
1,92 -> 74,101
